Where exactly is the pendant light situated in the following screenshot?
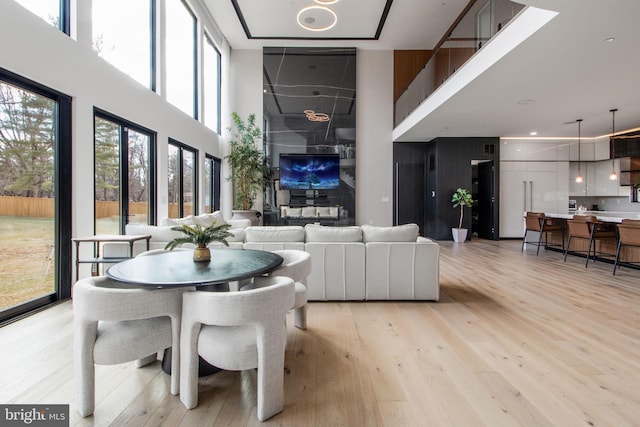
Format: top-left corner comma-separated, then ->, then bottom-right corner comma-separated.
575,119 -> 583,183
609,108 -> 618,180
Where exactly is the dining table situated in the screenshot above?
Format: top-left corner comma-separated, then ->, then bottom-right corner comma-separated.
106,248 -> 283,291
106,248 -> 284,375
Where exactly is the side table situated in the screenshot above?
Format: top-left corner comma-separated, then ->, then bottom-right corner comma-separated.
72,234 -> 152,282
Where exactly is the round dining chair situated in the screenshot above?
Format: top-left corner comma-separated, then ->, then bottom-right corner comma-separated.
73,276 -> 187,417
180,276 -> 295,421
241,249 -> 311,329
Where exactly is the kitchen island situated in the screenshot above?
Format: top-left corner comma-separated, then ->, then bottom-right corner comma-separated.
528,212 -> 640,271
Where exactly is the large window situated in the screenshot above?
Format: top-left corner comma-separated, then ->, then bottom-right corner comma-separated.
0,69 -> 72,322
14,0 -> 69,34
94,110 -> 156,235
203,34 -> 221,133
204,154 -> 221,213
168,139 -> 197,218
166,0 -> 197,118
92,0 -> 155,90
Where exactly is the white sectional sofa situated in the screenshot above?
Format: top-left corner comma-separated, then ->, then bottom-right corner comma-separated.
102,214 -> 439,301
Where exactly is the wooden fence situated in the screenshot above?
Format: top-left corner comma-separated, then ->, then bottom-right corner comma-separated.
1,196 -> 188,219
0,196 -> 54,217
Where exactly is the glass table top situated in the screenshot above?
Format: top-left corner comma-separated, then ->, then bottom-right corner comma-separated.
106,248 -> 283,287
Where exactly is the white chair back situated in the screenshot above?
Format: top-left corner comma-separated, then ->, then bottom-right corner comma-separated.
73,276 -> 185,417
180,276 -> 294,421
269,249 -> 312,283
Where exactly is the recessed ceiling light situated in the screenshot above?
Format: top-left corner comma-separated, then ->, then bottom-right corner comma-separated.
297,6 -> 337,32
517,99 -> 534,105
604,37 -> 615,42
530,131 -> 537,136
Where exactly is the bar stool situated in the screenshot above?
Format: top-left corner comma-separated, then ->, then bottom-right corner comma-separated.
522,212 -> 564,255
613,219 -> 640,275
564,215 -> 617,267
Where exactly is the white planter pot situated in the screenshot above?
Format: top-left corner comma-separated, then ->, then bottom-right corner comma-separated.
452,228 -> 468,243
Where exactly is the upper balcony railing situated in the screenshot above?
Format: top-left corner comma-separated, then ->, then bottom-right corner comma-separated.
394,0 -> 525,127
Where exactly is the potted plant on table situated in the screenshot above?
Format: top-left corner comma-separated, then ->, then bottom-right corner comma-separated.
451,188 -> 475,243
225,112 -> 270,225
165,222 -> 233,262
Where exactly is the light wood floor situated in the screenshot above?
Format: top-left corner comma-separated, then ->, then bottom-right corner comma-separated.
2,239 -> 640,426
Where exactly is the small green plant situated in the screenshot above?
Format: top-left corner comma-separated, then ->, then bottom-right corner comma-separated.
451,188 -> 474,229
165,222 -> 233,250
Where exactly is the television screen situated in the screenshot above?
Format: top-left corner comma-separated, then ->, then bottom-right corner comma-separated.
279,154 -> 340,190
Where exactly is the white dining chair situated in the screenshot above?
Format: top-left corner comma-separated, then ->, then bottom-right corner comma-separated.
180,276 -> 295,421
241,249 -> 311,329
73,276 -> 186,417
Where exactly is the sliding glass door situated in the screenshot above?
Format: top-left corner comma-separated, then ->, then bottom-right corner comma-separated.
204,154 -> 221,213
168,139 -> 197,218
0,70 -> 71,321
94,110 -> 155,234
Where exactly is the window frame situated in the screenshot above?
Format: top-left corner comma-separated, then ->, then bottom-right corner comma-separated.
203,32 -> 221,134
204,154 -> 221,213
91,0 -> 156,91
0,67 -> 72,323
165,0 -> 199,119
93,108 -> 157,233
168,138 -> 198,218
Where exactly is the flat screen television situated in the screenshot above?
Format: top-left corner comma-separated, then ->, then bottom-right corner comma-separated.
279,154 -> 340,190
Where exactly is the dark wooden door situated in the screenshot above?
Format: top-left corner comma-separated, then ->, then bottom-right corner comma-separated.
395,162 -> 425,235
477,160 -> 496,240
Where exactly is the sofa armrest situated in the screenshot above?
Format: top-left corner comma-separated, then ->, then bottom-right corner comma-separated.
364,241 -> 439,301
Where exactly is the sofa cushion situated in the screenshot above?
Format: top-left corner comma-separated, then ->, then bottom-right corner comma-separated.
227,228 -> 245,242
304,224 -> 362,242
361,223 -> 419,242
163,215 -> 195,226
284,207 -> 302,218
126,224 -> 184,243
314,207 -> 332,218
301,206 -> 317,218
193,211 -> 227,227
244,226 -> 305,242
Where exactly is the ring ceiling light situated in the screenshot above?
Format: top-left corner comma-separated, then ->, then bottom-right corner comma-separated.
314,0 -> 339,4
304,110 -> 330,122
297,6 -> 337,32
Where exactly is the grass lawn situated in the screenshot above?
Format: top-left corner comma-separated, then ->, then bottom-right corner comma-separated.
0,216 -> 55,310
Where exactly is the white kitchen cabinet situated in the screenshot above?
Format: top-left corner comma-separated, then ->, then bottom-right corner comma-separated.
500,161 -> 569,238
569,162 -> 586,196
594,140 -> 610,161
501,140 -> 560,161
593,160 -> 620,196
570,159 -> 626,196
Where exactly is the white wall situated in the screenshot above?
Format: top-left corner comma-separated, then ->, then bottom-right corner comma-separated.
356,50 -> 394,226
226,49 -> 264,217
229,49 -> 395,226
3,2 -> 397,235
1,1 -> 231,241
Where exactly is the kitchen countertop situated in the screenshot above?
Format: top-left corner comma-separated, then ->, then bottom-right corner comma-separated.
547,211 -> 640,223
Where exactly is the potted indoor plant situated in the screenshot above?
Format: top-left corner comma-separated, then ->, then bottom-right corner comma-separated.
165,222 -> 233,262
451,188 -> 474,242
225,112 -> 270,225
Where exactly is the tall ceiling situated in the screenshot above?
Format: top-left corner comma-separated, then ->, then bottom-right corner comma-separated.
202,0 -> 640,141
